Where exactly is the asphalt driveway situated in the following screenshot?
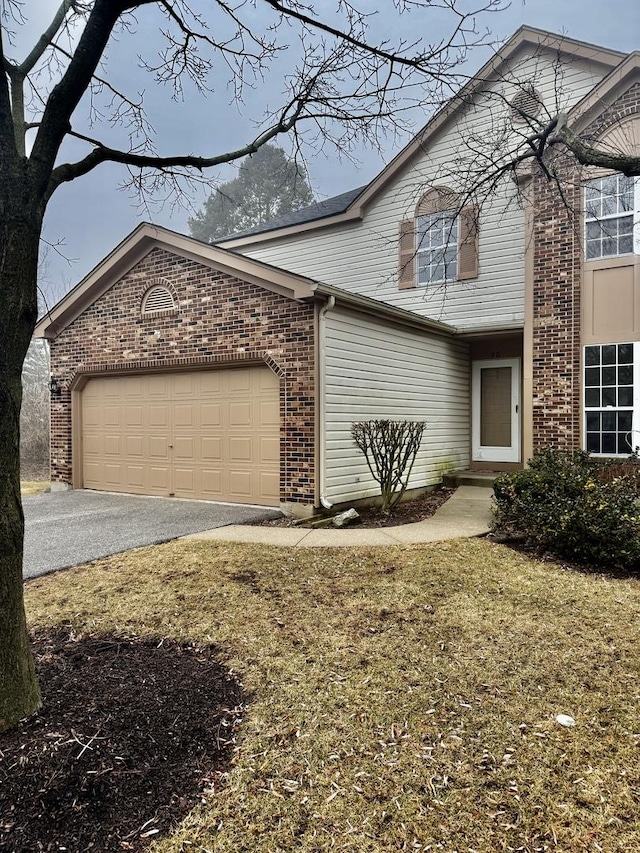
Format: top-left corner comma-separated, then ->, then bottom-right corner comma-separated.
22,490 -> 281,579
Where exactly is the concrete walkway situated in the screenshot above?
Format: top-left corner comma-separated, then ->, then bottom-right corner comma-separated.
184,485 -> 494,548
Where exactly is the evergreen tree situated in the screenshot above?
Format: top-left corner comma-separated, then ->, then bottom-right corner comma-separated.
189,146 -> 314,242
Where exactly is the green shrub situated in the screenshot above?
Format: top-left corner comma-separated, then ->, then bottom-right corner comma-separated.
493,447 -> 640,571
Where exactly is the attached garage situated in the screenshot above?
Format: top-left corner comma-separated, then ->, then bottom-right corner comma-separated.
80,367 -> 281,506
37,224 -> 463,513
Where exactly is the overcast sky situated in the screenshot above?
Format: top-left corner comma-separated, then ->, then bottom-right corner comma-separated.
21,0 -> 639,300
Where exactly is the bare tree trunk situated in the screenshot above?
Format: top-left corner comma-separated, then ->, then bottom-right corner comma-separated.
0,196 -> 43,731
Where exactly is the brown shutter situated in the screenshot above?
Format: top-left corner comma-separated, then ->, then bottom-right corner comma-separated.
398,219 -> 415,289
457,205 -> 479,280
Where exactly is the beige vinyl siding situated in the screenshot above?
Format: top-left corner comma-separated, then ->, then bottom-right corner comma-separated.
323,307 -> 469,505
239,49 -> 606,332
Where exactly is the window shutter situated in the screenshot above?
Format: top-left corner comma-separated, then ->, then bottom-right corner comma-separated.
457,206 -> 479,280
398,220 -> 415,289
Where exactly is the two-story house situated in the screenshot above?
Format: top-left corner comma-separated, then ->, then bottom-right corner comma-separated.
35,26 -> 640,513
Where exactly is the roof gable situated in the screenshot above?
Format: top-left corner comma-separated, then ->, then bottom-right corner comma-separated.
34,223 -> 318,340
219,26 -> 625,250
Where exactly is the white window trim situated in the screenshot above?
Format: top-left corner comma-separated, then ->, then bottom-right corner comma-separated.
583,342 -> 639,458
416,209 -> 458,285
584,175 -> 640,261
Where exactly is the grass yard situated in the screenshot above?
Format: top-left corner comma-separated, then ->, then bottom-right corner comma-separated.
20,480 -> 50,496
23,538 -> 640,852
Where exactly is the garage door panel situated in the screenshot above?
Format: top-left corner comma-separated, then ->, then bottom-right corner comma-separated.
99,379 -> 120,399
125,406 -> 143,427
149,436 -> 170,459
229,436 -> 252,461
104,435 -> 120,456
174,374 -> 195,397
201,469 -> 223,496
124,465 -> 145,489
83,405 -> 101,428
229,402 -> 251,426
148,375 -> 170,397
173,467 -> 194,494
149,405 -> 169,427
228,371 -> 252,393
260,472 -> 279,501
174,436 -> 194,460
104,463 -> 124,488
125,377 -> 143,398
83,434 -> 102,456
260,436 -> 279,463
82,367 -> 280,505
103,406 -> 120,427
83,461 -> 102,486
149,466 -> 170,490
201,373 -> 222,395
259,370 -> 279,392
201,403 -> 221,427
228,470 -> 252,499
259,400 -> 279,427
174,404 -> 195,428
201,436 -> 222,461
126,435 -> 144,457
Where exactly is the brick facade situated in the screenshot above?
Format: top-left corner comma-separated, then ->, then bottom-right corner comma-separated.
531,174 -> 582,450
49,247 -> 316,504
531,83 -> 640,452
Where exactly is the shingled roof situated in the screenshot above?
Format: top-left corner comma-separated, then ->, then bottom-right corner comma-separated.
216,185 -> 368,242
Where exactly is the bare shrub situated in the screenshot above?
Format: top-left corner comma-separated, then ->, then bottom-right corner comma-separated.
351,420 -> 426,515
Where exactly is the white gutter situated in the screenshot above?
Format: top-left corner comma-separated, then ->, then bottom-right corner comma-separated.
318,295 -> 336,510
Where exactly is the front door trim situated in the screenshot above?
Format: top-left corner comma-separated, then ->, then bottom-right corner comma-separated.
471,357 -> 521,463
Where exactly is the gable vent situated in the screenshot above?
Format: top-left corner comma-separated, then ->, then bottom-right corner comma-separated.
510,86 -> 542,123
141,285 -> 177,315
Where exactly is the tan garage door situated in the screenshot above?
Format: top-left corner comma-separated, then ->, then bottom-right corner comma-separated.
81,367 -> 280,505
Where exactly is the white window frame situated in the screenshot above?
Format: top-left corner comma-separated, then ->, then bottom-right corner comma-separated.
584,342 -> 639,457
416,209 -> 458,285
584,174 -> 640,261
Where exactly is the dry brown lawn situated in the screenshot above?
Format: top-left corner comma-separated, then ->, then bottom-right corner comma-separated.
25,538 -> 640,852
20,480 -> 50,496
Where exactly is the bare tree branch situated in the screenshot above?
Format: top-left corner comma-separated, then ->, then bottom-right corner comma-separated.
30,0 -> 155,192
0,21 -> 16,155
550,113 -> 640,176
46,96 -> 307,199
16,0 -> 75,76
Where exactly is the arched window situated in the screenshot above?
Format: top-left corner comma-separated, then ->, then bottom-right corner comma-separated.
398,187 -> 478,289
141,283 -> 177,316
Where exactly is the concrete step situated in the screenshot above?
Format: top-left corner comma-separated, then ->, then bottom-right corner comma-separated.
443,471 -> 499,488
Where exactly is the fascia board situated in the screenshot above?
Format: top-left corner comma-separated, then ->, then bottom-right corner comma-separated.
455,323 -> 524,338
312,282 -> 456,337
567,52 -> 640,131
218,209 -> 362,250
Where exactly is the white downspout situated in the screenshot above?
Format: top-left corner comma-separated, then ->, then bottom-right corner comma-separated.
318,295 -> 336,509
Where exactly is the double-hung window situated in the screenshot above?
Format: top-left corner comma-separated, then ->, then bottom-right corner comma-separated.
416,210 -> 458,284
584,342 -> 638,455
585,175 -> 638,260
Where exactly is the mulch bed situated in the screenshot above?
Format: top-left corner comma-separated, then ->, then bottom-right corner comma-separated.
258,486 -> 456,528
0,630 -> 248,852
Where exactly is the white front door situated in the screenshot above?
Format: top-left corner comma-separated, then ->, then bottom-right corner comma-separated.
472,358 -> 521,463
